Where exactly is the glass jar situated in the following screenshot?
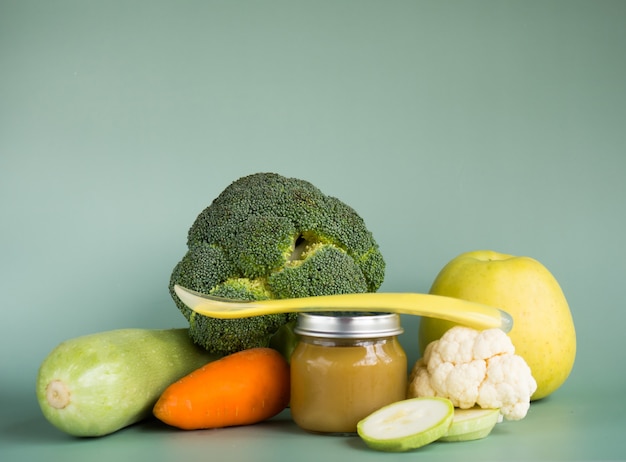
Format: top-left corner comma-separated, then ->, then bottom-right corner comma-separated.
290,313 -> 407,435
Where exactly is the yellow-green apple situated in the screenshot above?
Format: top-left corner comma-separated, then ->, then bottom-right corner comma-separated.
418,250 -> 576,400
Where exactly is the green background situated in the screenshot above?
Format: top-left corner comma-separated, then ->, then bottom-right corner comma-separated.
1,1 -> 625,460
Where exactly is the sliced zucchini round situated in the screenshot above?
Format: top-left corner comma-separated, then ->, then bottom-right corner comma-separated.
357,397 -> 454,452
440,407 -> 501,442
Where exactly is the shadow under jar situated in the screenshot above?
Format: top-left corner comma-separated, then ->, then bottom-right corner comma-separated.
290,312 -> 407,435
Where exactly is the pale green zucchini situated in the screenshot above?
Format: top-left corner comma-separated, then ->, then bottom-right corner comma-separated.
36,328 -> 220,437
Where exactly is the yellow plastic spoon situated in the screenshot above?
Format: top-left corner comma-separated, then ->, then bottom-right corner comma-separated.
173,285 -> 513,332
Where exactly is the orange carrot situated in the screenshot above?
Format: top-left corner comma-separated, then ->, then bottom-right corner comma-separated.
153,347 -> 290,430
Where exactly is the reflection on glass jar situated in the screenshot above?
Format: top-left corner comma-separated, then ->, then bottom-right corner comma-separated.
290,313 -> 407,435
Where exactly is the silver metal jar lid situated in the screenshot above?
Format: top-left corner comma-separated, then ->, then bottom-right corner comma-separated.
294,312 -> 404,339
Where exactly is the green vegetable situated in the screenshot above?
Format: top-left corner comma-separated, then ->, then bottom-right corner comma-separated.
169,172 -> 386,356
357,397 -> 454,452
440,407 -> 501,442
36,328 -> 220,437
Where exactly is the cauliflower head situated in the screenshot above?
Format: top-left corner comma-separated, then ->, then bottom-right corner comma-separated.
408,326 -> 537,420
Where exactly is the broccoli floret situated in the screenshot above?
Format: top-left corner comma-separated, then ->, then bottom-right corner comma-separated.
169,172 -> 386,355
186,310 -> 292,355
268,243 -> 369,298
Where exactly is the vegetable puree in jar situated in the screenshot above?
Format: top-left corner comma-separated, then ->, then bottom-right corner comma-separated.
290,313 -> 407,434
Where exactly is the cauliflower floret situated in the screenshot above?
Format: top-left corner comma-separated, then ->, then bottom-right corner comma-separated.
408,358 -> 437,396
407,326 -> 537,420
479,354 -> 536,420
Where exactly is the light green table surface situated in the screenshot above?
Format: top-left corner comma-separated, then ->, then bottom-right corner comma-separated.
2,1 -> 625,460
2,385 -> 625,462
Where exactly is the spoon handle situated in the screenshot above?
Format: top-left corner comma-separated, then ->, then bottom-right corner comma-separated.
174,285 -> 513,332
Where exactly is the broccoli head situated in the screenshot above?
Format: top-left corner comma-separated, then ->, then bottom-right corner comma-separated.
169,172 -> 386,355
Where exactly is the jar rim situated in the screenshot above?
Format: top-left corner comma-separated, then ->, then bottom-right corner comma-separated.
294,312 -> 404,338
